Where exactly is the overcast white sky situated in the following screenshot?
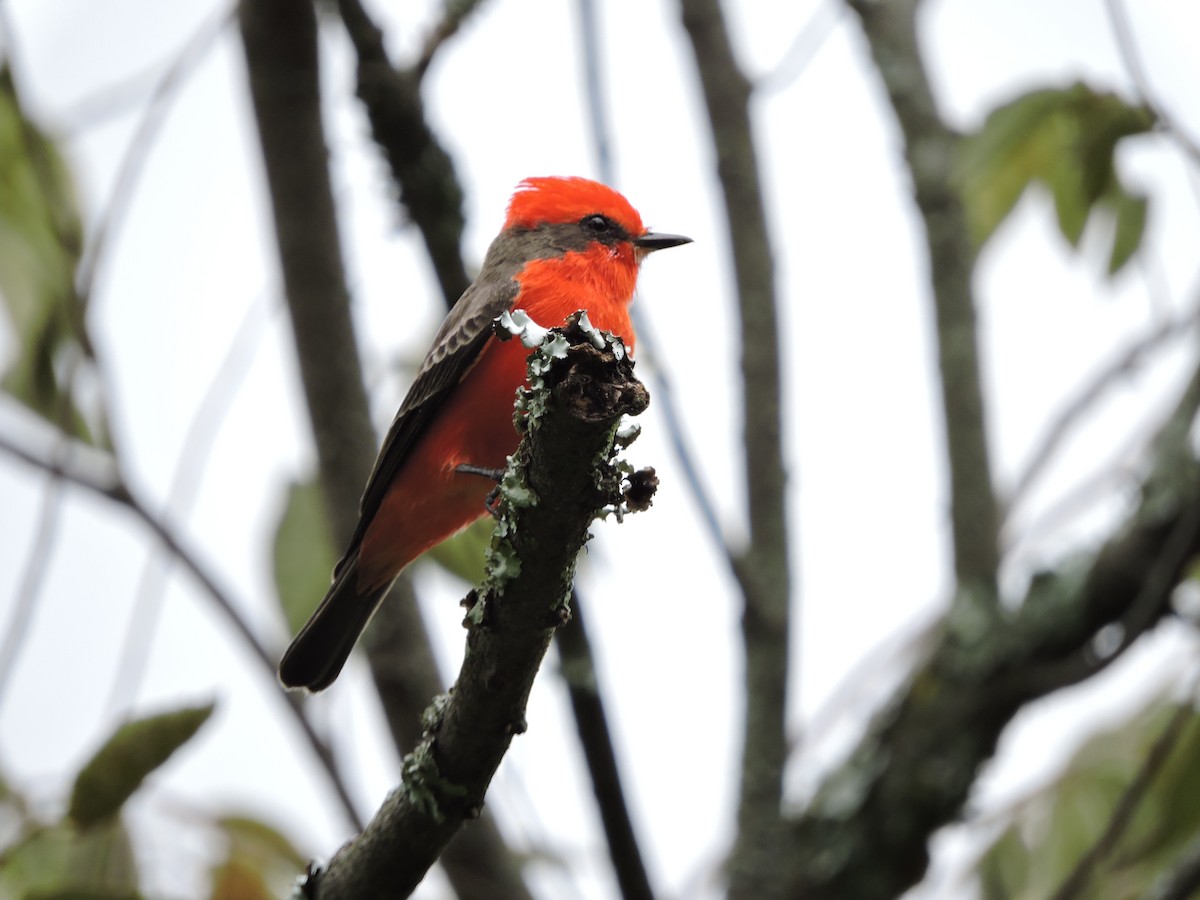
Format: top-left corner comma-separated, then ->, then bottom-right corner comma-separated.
1,1 -> 1199,898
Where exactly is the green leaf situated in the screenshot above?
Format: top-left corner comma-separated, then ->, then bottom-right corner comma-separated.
209,815 -> 308,899
1048,156 -> 1088,248
973,697 -> 1200,898
956,82 -> 1155,276
68,704 -> 215,828
957,87 -> 1069,244
0,66 -> 98,443
978,825 -> 1029,900
0,819 -> 139,899
422,517 -> 493,585
209,859 -> 272,900
216,815 -> 307,871
272,478 -> 337,636
1106,189 -> 1148,276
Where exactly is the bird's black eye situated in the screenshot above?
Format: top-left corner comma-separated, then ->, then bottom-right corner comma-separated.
582,214 -> 612,235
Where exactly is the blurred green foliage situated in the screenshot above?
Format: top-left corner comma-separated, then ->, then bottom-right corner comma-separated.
956,82 -> 1155,276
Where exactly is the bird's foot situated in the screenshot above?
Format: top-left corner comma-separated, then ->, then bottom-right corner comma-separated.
455,463 -> 506,518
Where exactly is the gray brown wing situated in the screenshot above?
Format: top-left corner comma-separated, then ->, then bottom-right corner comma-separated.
333,276 -> 520,575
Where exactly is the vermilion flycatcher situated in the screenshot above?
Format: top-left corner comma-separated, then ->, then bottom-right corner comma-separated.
278,176 -> 690,691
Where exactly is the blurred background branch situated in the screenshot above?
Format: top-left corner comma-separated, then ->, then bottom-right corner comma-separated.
677,2 -> 792,898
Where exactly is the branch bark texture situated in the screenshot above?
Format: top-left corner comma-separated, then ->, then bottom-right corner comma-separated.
677,1 -> 792,897
309,324 -> 653,898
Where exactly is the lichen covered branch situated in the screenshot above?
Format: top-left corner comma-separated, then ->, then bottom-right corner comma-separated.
306,316 -> 655,899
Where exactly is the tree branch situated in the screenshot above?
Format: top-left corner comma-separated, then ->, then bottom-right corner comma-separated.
0,428 -> 364,832
783,362 -> 1200,898
412,0 -> 491,81
844,0 -> 1001,590
676,2 -> 793,896
359,576 -> 532,900
335,0 -> 472,306
557,589 -> 654,900
306,321 -> 654,899
1006,304 -> 1200,518
238,0 -> 376,540
1146,831 -> 1200,900
1050,687 -> 1199,900
1103,0 -> 1200,168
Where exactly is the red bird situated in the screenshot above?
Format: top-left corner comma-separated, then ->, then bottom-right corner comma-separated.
279,176 -> 690,691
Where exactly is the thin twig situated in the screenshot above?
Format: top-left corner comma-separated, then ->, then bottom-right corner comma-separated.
74,4 -> 232,313
0,429 -> 364,832
105,289 -> 274,716
1006,303 -> 1200,516
1050,674 -> 1200,900
755,1 -> 846,95
572,8 -> 705,896
1145,831 -> 1200,900
578,0 -> 612,182
413,0 -> 492,81
576,0 -> 731,573
1010,360 -> 1200,697
1103,0 -> 1200,168
0,478 -> 64,712
557,589 -> 655,900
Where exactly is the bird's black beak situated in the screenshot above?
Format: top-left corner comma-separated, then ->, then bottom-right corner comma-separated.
634,231 -> 693,252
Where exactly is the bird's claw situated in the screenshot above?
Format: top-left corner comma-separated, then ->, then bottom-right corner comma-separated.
455,463 -> 506,518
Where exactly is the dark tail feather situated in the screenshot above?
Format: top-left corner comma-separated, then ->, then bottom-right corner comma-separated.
278,557 -> 390,692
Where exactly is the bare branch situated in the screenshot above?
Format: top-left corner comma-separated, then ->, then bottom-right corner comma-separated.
677,2 -> 793,897
105,292 -> 273,715
1050,677 -> 1200,900
577,0 -> 733,578
1006,303 -> 1200,516
783,362 -> 1200,898
571,8 -> 702,895
1146,832 -> 1200,900
577,0 -> 613,181
844,0 -> 1000,590
335,0 -> 471,307
0,478 -> 63,709
755,1 -> 846,95
308,324 -> 654,899
557,589 -> 654,900
74,6 -> 232,316
0,428 -> 364,832
413,0 -> 491,81
1103,0 -> 1200,168
239,0 -> 376,541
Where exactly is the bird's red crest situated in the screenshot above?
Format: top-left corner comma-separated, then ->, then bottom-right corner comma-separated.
504,176 -> 646,237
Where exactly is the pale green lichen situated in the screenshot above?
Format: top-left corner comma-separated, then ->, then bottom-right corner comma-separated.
420,691 -> 451,734
400,740 -> 466,824
463,593 -> 487,627
486,316 -> 642,594
615,420 -> 642,448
